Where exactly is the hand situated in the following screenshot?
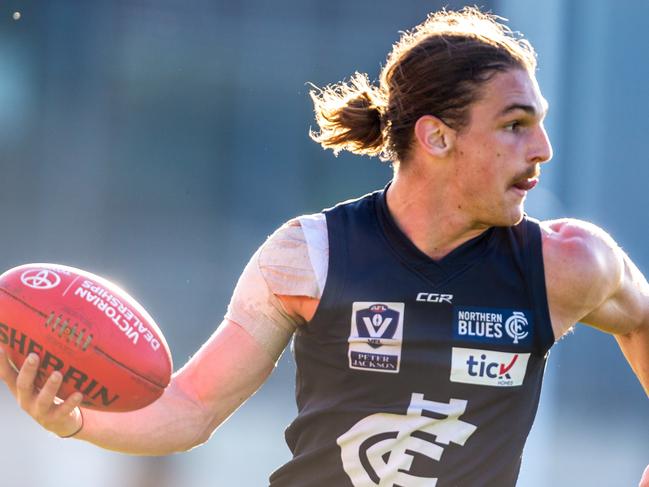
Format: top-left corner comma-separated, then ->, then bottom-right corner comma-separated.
640,464 -> 649,487
0,348 -> 84,438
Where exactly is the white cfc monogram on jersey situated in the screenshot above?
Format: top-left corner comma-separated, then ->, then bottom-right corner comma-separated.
337,393 -> 477,486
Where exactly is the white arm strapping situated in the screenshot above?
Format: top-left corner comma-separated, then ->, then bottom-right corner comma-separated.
224,214 -> 329,363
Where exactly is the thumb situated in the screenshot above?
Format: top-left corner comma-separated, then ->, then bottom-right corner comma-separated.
0,347 -> 19,397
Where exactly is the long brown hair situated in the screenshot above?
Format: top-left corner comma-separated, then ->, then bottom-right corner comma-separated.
309,7 -> 537,163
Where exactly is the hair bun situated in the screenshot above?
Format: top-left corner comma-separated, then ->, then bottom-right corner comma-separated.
309,72 -> 386,157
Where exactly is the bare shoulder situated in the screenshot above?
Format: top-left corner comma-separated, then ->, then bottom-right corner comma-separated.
539,218 -> 624,337
540,218 -> 623,273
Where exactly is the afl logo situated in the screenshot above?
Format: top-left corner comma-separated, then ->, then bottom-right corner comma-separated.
20,269 -> 61,290
505,311 -> 529,344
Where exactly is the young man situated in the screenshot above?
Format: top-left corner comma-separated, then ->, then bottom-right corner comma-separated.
0,7 -> 647,486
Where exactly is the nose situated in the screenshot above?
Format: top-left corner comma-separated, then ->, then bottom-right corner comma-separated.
528,123 -> 553,164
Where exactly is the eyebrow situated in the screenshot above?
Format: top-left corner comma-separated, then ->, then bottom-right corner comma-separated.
499,100 -> 549,118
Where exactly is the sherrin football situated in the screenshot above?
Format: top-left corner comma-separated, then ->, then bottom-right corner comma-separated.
0,263 -> 172,412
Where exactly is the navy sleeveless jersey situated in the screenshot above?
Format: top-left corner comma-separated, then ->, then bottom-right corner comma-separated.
269,187 -> 555,487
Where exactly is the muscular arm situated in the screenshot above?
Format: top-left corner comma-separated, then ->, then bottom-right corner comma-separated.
543,219 -> 649,395
582,249 -> 649,395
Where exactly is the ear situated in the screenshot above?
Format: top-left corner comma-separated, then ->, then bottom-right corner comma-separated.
414,115 -> 455,157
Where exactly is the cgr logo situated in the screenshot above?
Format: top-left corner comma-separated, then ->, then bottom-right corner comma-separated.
20,269 -> 61,290
416,292 -> 453,303
450,347 -> 530,387
337,393 -> 477,487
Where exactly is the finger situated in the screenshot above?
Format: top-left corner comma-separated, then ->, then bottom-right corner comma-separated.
34,370 -> 63,417
15,353 -> 39,407
0,347 -> 18,396
54,392 -> 83,420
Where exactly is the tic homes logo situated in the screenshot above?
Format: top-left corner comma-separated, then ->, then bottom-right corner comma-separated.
348,302 -> 404,373
450,347 -> 530,387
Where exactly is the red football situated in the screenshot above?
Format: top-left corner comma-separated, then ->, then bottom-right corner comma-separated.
0,263 -> 173,412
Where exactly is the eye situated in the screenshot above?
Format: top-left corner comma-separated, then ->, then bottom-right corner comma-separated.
504,120 -> 523,132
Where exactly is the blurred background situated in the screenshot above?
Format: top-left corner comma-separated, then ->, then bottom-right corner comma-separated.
0,0 -> 647,485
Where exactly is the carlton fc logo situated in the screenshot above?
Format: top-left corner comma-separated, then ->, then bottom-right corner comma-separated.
337,392 -> 477,486
454,307 -> 533,347
348,302 -> 404,374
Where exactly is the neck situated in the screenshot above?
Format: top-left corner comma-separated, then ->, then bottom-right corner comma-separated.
386,169 -> 490,260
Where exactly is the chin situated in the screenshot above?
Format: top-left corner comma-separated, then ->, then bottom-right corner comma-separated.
506,206 -> 526,226
491,205 -> 525,227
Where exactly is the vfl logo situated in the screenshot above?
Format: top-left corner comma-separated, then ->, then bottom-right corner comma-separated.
450,347 -> 530,387
357,304 -> 399,348
337,393 -> 477,486
21,269 -> 61,290
349,302 -> 404,373
505,311 -> 528,344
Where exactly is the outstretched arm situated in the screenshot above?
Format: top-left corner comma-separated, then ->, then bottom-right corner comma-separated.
0,319 -> 276,455
0,219 -> 316,454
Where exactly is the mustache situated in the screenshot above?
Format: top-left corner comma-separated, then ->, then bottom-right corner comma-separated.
512,170 -> 540,184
